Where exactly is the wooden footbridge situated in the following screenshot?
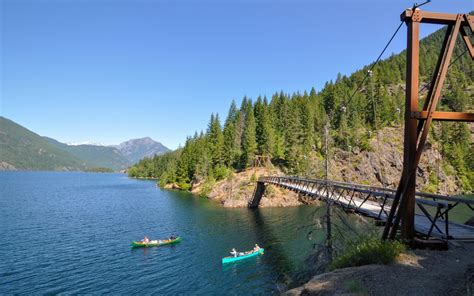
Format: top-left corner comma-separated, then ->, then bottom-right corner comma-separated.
249,176 -> 474,241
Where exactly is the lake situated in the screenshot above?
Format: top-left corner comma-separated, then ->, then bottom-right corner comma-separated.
0,172 -> 325,294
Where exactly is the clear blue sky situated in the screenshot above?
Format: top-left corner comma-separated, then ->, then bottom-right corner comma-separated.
1,0 -> 471,149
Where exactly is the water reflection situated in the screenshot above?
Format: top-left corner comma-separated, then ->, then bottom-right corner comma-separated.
249,208 -> 295,286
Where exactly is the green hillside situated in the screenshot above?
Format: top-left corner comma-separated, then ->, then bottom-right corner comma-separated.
0,116 -> 169,171
129,24 -> 473,192
0,117 -> 86,171
44,137 -> 131,171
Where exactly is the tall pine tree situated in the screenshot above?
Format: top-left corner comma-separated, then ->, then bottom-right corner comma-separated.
241,100 -> 257,167
223,100 -> 240,167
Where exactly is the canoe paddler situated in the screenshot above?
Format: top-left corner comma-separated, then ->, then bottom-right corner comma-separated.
253,244 -> 261,252
142,236 -> 150,243
230,248 -> 238,257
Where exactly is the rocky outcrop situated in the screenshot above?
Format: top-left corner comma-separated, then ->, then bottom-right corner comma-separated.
286,243 -> 474,296
0,161 -> 16,170
164,183 -> 182,190
329,127 -> 459,195
191,167 -> 315,208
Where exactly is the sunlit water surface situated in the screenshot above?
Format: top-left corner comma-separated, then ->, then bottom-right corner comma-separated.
0,172 -> 326,294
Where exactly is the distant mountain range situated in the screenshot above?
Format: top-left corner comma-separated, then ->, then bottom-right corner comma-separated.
43,137 -> 131,171
0,116 -> 170,171
114,137 -> 170,164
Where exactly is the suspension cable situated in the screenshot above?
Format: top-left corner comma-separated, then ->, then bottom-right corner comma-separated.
345,0 -> 436,106
340,20 -> 405,188
345,20 -> 404,106
413,0 -> 431,10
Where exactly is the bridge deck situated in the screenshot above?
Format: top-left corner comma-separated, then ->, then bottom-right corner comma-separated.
256,178 -> 474,241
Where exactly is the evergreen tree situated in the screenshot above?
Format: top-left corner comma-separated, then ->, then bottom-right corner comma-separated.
241,100 -> 257,167
299,92 -> 315,153
194,131 -> 211,180
269,91 -> 288,159
207,113 -> 224,167
254,96 -> 275,157
309,87 -> 325,152
223,100 -> 240,167
285,98 -> 304,174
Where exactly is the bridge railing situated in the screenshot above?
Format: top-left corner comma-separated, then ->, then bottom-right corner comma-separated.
255,176 -> 474,240
257,176 -> 396,220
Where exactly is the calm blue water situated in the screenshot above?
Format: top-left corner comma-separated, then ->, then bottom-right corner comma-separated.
0,172 -> 320,294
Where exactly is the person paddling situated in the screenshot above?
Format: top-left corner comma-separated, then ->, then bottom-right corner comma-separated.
230,248 -> 238,257
142,236 -> 150,243
253,244 -> 260,252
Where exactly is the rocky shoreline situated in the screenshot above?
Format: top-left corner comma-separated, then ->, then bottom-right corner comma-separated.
191,167 -> 312,208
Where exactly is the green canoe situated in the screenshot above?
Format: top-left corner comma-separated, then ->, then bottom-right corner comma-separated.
131,237 -> 181,248
222,248 -> 264,264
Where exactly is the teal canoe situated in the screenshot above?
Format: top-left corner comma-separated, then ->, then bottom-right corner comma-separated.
131,237 -> 181,248
222,248 -> 264,264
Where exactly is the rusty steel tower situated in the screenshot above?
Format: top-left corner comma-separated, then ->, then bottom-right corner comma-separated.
382,9 -> 474,242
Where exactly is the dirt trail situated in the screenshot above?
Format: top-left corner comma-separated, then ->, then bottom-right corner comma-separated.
285,242 -> 474,296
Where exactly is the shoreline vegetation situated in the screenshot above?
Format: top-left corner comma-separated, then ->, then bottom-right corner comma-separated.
134,176 -> 159,180
129,125 -> 466,209
84,167 -> 114,173
137,167 -> 313,208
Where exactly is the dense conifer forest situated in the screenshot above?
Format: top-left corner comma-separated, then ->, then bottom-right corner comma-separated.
128,26 -> 473,192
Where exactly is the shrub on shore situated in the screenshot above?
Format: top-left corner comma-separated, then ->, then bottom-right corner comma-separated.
331,235 -> 405,270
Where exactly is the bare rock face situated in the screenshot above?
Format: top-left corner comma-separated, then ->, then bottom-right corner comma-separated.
329,127 -> 459,195
259,185 -> 305,207
0,161 -> 16,170
116,137 -> 170,164
193,167 -> 313,208
163,183 -> 182,190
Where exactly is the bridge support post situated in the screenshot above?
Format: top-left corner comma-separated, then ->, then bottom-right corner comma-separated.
249,181 -> 266,208
400,12 -> 419,242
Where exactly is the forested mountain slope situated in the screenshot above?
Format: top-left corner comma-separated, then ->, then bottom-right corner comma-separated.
0,117 -> 170,171
45,137 -> 131,171
129,24 -> 473,193
0,117 -> 86,171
